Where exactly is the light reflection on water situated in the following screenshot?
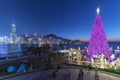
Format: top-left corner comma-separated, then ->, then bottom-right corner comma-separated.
0,43 -> 23,57
0,43 -> 8,54
0,42 -> 120,57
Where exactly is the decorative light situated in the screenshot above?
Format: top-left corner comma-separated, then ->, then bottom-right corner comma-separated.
96,7 -> 100,14
87,8 -> 111,60
12,24 -> 16,27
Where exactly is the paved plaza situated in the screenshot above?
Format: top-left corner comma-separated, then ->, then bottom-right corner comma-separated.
1,68 -> 120,80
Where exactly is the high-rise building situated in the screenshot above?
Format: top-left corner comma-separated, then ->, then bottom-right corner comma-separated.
11,24 -> 17,43
34,32 -> 37,37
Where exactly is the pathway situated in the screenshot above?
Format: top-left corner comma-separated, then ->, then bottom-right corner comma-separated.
1,68 -> 120,80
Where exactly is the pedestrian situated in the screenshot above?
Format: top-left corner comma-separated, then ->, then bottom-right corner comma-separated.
95,75 -> 100,80
80,69 -> 84,80
78,69 -> 84,80
88,65 -> 91,73
53,70 -> 57,80
57,64 -> 60,69
94,66 -> 98,76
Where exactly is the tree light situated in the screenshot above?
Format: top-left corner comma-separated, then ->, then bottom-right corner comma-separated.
96,7 -> 100,14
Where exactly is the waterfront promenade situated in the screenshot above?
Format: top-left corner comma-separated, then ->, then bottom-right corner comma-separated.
0,52 -> 120,80
1,66 -> 120,80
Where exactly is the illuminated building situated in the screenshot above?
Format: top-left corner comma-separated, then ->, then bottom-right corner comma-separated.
11,24 -> 17,43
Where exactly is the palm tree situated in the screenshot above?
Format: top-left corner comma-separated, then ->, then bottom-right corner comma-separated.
24,45 -> 35,55
24,44 -> 58,69
59,42 -> 64,50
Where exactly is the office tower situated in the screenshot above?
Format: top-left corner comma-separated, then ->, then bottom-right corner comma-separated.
11,24 -> 17,43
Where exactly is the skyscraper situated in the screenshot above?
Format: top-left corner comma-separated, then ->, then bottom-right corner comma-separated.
11,24 -> 17,43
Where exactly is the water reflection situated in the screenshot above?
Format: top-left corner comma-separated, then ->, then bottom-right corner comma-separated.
0,43 -> 8,54
18,44 -> 22,52
0,42 -> 120,57
0,43 -> 22,57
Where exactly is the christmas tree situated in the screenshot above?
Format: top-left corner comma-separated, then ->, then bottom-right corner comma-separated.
87,8 -> 111,60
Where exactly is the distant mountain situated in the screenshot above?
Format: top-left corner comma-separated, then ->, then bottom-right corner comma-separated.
44,34 -> 82,44
44,34 -> 67,40
44,34 -> 59,39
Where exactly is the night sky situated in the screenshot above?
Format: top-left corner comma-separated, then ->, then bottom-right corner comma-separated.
0,0 -> 120,40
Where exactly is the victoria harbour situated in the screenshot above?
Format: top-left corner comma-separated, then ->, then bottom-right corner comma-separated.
1,42 -> 120,55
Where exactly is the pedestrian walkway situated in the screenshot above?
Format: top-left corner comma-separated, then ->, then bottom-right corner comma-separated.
1,68 -> 120,80
83,69 -> 120,80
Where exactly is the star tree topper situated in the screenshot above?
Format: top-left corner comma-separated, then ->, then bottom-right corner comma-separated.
96,7 -> 100,14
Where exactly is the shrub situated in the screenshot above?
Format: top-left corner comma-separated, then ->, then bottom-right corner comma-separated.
104,68 -> 120,75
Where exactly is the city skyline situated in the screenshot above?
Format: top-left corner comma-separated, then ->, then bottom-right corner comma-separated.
0,0 -> 120,40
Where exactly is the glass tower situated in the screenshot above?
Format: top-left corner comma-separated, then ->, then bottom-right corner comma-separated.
11,24 -> 17,43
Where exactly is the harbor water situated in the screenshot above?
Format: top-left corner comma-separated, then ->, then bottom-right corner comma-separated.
0,42 -> 120,57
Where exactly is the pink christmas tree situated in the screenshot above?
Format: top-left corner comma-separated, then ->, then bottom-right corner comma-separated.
87,8 -> 111,60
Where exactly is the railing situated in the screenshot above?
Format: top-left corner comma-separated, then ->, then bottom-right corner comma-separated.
0,67 -> 46,80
